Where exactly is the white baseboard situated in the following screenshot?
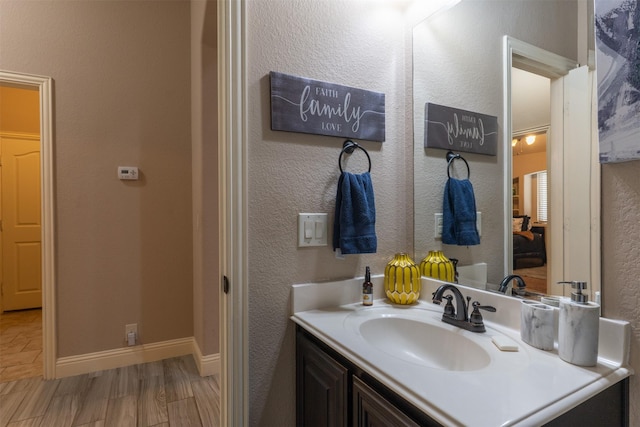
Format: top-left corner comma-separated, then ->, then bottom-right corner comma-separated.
56,337 -> 195,379
192,339 -> 221,377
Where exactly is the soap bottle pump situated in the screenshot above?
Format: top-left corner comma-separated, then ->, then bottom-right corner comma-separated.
362,266 -> 373,306
558,281 -> 600,366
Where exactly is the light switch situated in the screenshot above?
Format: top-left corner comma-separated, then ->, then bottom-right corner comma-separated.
315,221 -> 324,239
304,221 -> 313,239
298,213 -> 328,247
435,212 -> 482,239
434,213 -> 444,238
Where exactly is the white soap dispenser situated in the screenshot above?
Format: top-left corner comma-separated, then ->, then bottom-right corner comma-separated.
558,281 -> 600,366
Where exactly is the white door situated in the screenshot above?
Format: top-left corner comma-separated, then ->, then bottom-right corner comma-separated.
0,133 -> 42,311
548,65 -> 596,296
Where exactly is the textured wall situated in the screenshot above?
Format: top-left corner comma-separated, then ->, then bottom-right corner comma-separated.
601,163 -> 640,426
0,0 -> 194,356
246,0 -> 412,424
413,0 -> 578,284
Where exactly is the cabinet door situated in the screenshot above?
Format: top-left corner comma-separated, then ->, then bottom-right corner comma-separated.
353,376 -> 420,427
297,331 -> 348,427
543,379 -> 628,427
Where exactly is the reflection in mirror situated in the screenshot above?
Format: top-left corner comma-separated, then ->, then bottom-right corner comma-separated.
511,68 -> 550,295
412,1 -> 600,301
505,38 -> 601,300
511,135 -> 548,295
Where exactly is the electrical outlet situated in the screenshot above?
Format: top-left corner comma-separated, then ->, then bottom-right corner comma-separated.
125,323 -> 138,346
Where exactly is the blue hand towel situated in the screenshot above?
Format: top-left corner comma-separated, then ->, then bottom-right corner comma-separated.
442,177 -> 480,246
333,172 -> 377,254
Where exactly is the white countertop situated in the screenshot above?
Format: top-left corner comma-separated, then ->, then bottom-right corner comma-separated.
291,276 -> 633,427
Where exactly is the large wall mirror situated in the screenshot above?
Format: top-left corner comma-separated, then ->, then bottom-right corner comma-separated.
413,1 -> 600,300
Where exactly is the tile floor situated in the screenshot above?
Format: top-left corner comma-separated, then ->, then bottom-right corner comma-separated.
0,355 -> 220,426
0,309 -> 43,383
0,311 -> 221,426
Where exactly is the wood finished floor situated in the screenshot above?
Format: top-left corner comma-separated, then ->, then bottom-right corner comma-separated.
0,309 -> 43,383
514,265 -> 547,294
0,355 -> 220,427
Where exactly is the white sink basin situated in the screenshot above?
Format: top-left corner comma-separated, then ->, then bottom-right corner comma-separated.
359,316 -> 491,371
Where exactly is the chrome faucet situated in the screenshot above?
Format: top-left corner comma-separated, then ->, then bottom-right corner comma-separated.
432,284 -> 496,333
497,274 -> 526,294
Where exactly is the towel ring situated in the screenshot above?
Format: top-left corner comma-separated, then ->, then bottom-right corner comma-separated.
446,151 -> 470,179
339,140 -> 371,173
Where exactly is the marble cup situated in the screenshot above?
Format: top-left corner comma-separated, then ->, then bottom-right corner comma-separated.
540,296 -> 562,307
558,300 -> 600,367
520,300 -> 555,351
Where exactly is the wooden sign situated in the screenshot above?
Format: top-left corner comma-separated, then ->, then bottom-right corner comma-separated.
270,71 -> 385,142
424,102 -> 498,156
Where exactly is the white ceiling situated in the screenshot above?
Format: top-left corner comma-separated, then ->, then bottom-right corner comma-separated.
512,68 -> 550,155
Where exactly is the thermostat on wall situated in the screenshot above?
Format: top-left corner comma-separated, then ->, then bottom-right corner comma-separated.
118,166 -> 139,180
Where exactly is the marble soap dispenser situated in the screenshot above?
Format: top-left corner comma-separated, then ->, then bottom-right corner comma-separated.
558,281 -> 600,367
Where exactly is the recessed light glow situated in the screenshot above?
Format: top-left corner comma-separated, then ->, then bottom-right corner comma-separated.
406,0 -> 461,24
526,135 -> 536,145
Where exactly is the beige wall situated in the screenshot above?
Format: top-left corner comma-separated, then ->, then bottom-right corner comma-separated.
513,152 -> 547,181
0,0 -> 195,356
246,0 -> 412,424
513,151 -> 547,216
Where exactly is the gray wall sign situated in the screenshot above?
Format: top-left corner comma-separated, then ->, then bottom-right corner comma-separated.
270,71 -> 386,142
424,102 -> 498,156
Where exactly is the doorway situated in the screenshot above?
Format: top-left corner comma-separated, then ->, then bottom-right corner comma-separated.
0,85 -> 42,381
511,127 -> 550,293
0,71 -> 56,380
510,67 -> 551,293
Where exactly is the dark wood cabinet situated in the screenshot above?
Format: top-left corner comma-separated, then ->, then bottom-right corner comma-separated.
296,327 -> 437,427
543,379 -> 629,427
296,325 -> 629,427
296,327 -> 348,427
353,376 -> 420,427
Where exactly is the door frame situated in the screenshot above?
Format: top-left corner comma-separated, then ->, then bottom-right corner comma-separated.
0,70 -> 56,379
218,0 -> 248,425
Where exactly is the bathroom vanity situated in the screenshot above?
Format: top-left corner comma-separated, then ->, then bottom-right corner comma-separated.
291,277 -> 632,426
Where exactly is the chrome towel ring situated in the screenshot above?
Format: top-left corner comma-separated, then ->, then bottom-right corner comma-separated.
446,150 -> 470,179
339,139 -> 372,173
